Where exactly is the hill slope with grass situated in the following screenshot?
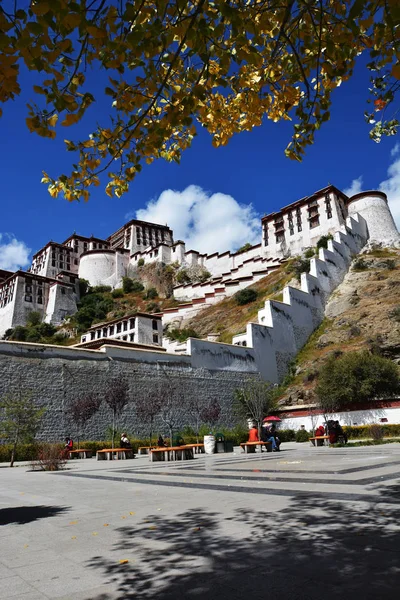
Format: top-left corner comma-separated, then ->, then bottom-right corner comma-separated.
273,247 -> 400,407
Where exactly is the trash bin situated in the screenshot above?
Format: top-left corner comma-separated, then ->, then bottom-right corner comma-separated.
204,435 -> 216,454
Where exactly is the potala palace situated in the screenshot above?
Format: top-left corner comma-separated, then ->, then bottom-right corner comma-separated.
0,184 -> 399,438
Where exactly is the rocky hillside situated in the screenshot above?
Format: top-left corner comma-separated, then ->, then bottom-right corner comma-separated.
276,247 -> 400,407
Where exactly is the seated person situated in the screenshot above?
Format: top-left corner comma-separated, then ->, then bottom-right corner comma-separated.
315,425 -> 325,437
248,425 -> 259,442
120,432 -> 131,449
157,435 -> 167,447
65,437 -> 73,451
261,423 -> 278,451
335,421 -> 348,444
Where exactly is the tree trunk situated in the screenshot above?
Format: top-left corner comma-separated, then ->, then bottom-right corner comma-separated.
112,410 -> 115,450
169,425 -> 173,447
149,418 -> 153,447
10,428 -> 19,468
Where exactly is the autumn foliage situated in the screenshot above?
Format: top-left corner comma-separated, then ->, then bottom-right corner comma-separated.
0,1 -> 399,201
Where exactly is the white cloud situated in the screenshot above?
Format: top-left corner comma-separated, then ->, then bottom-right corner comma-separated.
390,142 -> 400,157
0,234 -> 31,272
135,185 -> 260,253
343,176 -> 363,198
379,155 -> 400,230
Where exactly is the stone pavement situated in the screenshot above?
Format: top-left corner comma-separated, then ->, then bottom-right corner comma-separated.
1,442 -> 400,600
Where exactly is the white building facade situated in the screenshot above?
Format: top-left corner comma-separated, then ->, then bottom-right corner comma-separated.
79,312 -> 163,347
0,186 -> 398,338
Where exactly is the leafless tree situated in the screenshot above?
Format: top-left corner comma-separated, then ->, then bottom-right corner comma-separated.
104,378 -> 130,449
201,398 -> 221,432
68,393 -> 101,448
134,383 -> 162,446
234,379 -> 277,440
159,373 -> 187,446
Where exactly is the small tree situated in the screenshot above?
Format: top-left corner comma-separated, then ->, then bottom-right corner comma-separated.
104,378 -> 130,449
0,391 -> 45,467
68,393 -> 101,448
315,351 -> 400,418
159,375 -> 186,445
234,379 -> 278,440
134,385 -> 162,446
188,396 -> 207,443
201,398 -> 221,433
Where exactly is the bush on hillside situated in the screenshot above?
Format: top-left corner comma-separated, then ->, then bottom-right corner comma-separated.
235,288 -> 258,305
352,257 -> 368,271
316,234 -> 333,250
145,302 -> 161,313
122,277 -> 144,293
111,288 -> 124,298
236,242 -> 253,254
137,258 -> 145,267
145,287 -> 158,300
286,257 -> 310,282
164,328 -> 199,343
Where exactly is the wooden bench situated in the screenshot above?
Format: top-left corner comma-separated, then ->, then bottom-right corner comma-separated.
68,449 -> 93,459
184,443 -> 205,454
150,445 -> 194,462
240,441 -> 272,454
309,436 -> 330,447
96,448 -> 135,460
138,446 -> 157,455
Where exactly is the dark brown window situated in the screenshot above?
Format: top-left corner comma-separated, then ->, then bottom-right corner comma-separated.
152,319 -> 158,330
153,334 -> 159,344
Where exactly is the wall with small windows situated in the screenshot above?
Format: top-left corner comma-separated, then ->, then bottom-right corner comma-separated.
80,313 -> 162,347
262,190 -> 347,259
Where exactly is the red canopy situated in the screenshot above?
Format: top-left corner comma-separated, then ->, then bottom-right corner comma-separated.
263,416 -> 281,422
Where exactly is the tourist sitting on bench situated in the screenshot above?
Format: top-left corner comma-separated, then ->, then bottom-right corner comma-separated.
120,432 -> 132,449
64,437 -> 73,456
248,425 -> 259,442
315,425 -> 325,437
157,435 -> 167,447
261,423 -> 278,451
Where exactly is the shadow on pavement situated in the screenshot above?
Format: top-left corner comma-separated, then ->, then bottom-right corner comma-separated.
0,505 -> 69,526
87,484 -> 400,600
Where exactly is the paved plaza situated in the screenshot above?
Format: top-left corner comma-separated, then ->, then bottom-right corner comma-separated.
1,442 -> 400,600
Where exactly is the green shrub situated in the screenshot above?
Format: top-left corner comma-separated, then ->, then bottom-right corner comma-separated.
176,269 -> 191,285
236,243 -> 253,254
111,288 -> 124,298
352,257 -> 368,271
122,277 -> 144,293
286,257 -> 310,281
295,429 -> 310,442
164,327 -> 199,342
304,247 -> 316,259
138,258 -> 145,267
235,288 -> 258,305
343,423 -> 400,439
316,234 -> 333,250
145,287 -> 158,300
145,302 -> 161,313
389,306 -> 400,322
277,429 -> 296,442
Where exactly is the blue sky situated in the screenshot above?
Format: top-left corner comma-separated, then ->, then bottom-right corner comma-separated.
1,55 -> 399,269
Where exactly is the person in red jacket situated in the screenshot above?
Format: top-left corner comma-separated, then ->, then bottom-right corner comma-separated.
248,425 -> 259,442
315,425 -> 325,437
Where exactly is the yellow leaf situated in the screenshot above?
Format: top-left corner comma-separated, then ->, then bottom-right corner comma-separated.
103,523 -> 109,527
69,521 -> 78,525
31,2 -> 50,16
82,190 -> 89,202
129,512 -> 135,515
392,63 -> 400,80
61,113 -> 80,127
119,559 -> 129,564
64,13 -> 81,29
87,26 -> 107,38
92,532 -> 98,536
48,114 -> 58,127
